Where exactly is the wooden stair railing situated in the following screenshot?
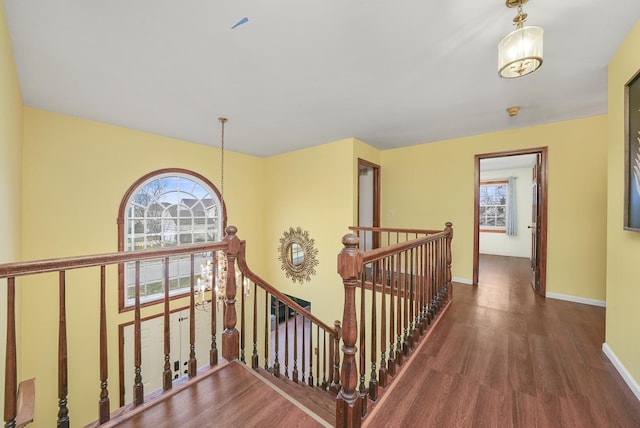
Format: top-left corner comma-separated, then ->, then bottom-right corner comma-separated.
3,223 -> 452,427
15,378 -> 35,428
1,231 -> 231,427
349,226 -> 446,251
336,222 -> 454,428
235,241 -> 341,392
1,225 -> 338,427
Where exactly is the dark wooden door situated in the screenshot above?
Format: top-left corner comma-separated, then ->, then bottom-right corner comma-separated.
530,155 -> 542,293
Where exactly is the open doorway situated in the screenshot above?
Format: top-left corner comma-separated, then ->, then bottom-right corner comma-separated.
473,148 -> 548,296
358,159 -> 380,250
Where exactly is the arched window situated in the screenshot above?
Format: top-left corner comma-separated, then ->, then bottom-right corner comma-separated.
118,169 -> 225,310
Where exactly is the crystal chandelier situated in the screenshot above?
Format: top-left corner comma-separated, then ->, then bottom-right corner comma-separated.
195,250 -> 227,311
195,251 -> 250,311
498,0 -> 543,78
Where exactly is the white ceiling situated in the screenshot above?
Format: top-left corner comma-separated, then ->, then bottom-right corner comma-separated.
4,1 -> 640,158
481,154 -> 537,171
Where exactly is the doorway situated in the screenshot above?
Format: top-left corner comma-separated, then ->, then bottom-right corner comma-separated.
357,159 -> 380,250
118,306 -> 216,406
472,147 -> 548,296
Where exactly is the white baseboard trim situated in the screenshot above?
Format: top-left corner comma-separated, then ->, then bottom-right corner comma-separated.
452,277 -> 473,285
602,342 -> 640,403
546,292 -> 606,307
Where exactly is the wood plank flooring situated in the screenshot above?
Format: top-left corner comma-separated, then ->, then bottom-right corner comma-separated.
100,254 -> 640,427
366,254 -> 640,427
101,361 -> 330,428
255,368 -> 336,425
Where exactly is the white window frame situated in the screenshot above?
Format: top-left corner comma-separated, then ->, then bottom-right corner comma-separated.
479,180 -> 509,232
122,171 -> 223,308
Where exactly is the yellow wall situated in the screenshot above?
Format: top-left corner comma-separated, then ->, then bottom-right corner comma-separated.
20,108 -> 265,426
0,0 -> 23,414
606,20 -> 640,390
263,138 -> 357,326
381,115 -> 608,301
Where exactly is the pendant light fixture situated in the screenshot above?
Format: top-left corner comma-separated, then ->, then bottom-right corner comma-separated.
498,0 -> 543,78
213,117 -> 229,308
195,117 -> 249,311
195,117 -> 229,311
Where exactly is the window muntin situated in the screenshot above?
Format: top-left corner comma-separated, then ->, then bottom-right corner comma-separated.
479,180 -> 508,232
122,172 -> 223,307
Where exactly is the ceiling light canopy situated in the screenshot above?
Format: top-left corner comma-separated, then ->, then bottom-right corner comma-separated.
498,0 -> 543,78
506,106 -> 520,117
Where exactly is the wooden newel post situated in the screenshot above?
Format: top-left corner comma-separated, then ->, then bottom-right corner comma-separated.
444,222 -> 454,301
222,226 -> 241,361
336,234 -> 363,428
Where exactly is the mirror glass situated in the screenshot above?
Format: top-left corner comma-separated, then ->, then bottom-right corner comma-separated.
288,242 -> 304,267
278,227 -> 319,284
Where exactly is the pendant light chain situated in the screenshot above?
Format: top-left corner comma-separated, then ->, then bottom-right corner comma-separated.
514,1 -> 527,30
218,117 -> 227,203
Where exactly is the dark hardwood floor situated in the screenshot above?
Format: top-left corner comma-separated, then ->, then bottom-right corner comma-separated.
102,255 -> 640,427
366,254 -> 640,427
99,361 -> 331,428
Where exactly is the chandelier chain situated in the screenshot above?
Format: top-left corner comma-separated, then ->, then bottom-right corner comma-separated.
514,1 -> 527,29
218,117 -> 227,202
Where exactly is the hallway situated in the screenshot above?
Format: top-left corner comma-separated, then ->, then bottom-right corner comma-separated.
366,255 -> 640,427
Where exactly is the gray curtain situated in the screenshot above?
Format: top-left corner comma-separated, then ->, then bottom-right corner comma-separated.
507,176 -> 517,236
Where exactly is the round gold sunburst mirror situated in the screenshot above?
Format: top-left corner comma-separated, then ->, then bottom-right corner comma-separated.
278,227 -> 319,284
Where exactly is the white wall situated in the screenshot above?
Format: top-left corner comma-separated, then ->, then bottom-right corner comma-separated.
479,166 -> 533,257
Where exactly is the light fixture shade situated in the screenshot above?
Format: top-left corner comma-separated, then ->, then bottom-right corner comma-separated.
498,25 -> 543,78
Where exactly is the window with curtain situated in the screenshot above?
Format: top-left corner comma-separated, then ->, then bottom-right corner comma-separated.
479,180 -> 508,232
118,169 -> 224,310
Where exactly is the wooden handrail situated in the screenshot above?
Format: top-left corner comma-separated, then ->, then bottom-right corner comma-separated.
15,378 -> 35,428
235,241 -> 338,336
349,226 -> 442,235
234,235 -> 339,389
336,222 -> 454,428
361,231 -> 449,264
3,231 -> 232,427
4,222 -> 452,427
3,225 -> 342,427
0,242 -> 228,279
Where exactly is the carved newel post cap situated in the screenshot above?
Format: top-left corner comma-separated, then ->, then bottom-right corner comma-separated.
225,225 -> 238,237
338,234 -> 362,279
341,234 -> 359,248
